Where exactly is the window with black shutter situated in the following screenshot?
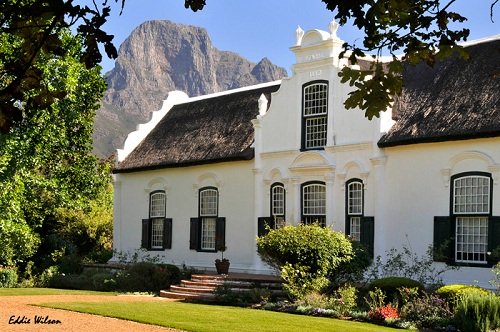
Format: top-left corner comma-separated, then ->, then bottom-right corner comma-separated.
140,191 -> 172,250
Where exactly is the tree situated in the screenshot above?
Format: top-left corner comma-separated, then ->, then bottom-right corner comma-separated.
0,0 -> 122,132
0,29 -> 109,267
186,0 -> 497,119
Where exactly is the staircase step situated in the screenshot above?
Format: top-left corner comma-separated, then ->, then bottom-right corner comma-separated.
160,290 -> 215,301
170,285 -> 215,294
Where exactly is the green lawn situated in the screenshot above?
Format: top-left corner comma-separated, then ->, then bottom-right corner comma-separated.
0,288 -> 116,296
41,300 -> 400,332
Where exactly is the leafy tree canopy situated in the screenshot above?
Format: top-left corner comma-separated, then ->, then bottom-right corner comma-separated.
0,0 -> 123,132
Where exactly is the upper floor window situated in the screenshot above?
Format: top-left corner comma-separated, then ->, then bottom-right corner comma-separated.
302,81 -> 328,150
453,175 -> 490,214
270,182 -> 286,228
302,182 -> 326,227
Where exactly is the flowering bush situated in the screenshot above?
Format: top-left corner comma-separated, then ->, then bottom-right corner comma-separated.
368,304 -> 399,321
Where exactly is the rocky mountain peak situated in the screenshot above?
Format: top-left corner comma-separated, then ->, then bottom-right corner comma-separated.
94,20 -> 287,157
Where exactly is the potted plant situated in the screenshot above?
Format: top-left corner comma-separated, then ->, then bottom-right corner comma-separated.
215,244 -> 230,275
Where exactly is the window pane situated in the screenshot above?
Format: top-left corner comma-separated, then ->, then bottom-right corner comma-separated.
200,189 -> 218,216
305,116 -> 327,149
201,217 -> 216,250
455,217 -> 488,263
150,192 -> 166,218
303,184 -> 326,215
151,219 -> 164,249
304,83 -> 328,116
453,176 -> 490,214
271,184 -> 285,217
350,217 -> 361,241
348,181 -> 363,215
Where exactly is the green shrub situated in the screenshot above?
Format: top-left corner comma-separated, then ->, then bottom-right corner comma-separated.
116,262 -> 180,293
48,274 -> 92,290
38,266 -> 60,287
91,272 -> 117,291
369,277 -> 424,304
0,266 -> 18,288
329,241 -> 372,286
454,293 -> 500,332
332,284 -> 358,317
257,224 -> 353,299
436,284 -> 491,308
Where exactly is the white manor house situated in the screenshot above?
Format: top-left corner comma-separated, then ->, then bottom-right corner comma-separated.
112,21 -> 500,288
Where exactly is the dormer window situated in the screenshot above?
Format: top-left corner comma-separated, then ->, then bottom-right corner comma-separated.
302,81 -> 328,150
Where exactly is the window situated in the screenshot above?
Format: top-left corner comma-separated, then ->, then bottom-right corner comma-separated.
200,188 -> 218,250
190,187 -> 226,252
347,180 -> 363,241
302,81 -> 328,150
271,183 -> 286,228
434,172 -> 499,266
453,174 -> 491,264
301,182 -> 326,227
141,191 -> 172,250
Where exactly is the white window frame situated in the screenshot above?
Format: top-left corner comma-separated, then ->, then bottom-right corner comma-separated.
350,216 -> 361,242
452,174 -> 491,264
303,82 -> 328,150
151,219 -> 164,249
347,180 -> 363,241
150,191 -> 166,218
199,188 -> 218,250
302,182 -> 326,226
271,183 -> 285,228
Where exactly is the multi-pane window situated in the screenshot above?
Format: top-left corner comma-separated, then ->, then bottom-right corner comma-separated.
453,176 -> 490,214
303,82 -> 328,150
271,183 -> 286,228
200,188 -> 218,250
346,180 -> 363,241
149,191 -> 166,249
452,174 -> 491,264
456,217 -> 488,263
302,182 -> 326,227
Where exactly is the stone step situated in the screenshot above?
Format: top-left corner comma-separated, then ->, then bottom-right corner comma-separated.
160,290 -> 215,301
170,285 -> 215,294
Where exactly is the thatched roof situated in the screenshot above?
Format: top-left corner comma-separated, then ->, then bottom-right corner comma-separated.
114,83 -> 280,173
379,37 -> 500,147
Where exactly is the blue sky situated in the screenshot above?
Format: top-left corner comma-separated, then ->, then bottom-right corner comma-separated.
100,0 -> 499,73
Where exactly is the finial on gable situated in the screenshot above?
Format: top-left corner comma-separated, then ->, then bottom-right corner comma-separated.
328,19 -> 339,39
295,25 -> 304,46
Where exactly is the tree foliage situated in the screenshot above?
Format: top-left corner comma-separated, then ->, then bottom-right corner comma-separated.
0,29 -> 110,267
0,0 -> 122,132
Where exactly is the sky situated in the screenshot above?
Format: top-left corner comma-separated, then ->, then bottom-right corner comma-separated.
99,0 -> 499,74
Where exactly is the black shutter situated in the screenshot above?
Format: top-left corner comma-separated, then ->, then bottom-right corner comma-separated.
163,218 -> 172,249
487,216 -> 500,266
215,217 -> 226,251
433,216 -> 453,263
257,217 -> 275,237
360,216 -> 374,258
189,218 -> 199,250
141,219 -> 151,250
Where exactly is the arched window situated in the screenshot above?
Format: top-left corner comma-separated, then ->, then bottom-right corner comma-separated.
142,190 -> 172,251
452,173 -> 491,263
346,179 -> 363,241
301,181 -> 326,227
434,171 -> 500,266
302,81 -> 328,150
270,183 -> 285,228
199,187 -> 218,250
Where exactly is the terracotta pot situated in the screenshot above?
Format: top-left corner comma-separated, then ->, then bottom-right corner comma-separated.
215,259 -> 230,274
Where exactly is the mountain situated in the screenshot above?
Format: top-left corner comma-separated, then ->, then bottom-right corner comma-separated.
93,20 -> 288,157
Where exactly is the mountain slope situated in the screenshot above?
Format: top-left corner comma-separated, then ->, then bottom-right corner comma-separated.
94,20 -> 287,157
